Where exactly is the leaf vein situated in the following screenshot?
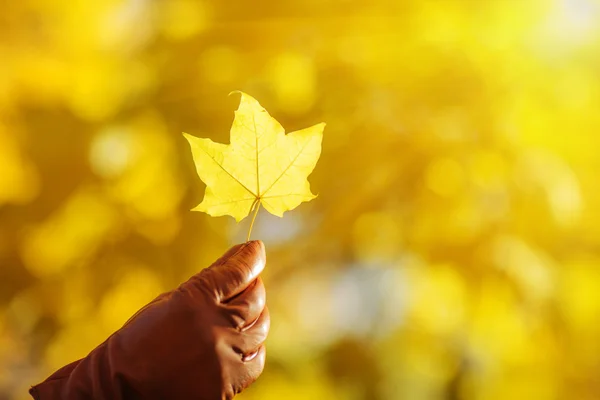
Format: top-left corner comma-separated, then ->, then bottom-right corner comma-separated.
260,137 -> 314,197
204,198 -> 255,207
196,145 -> 257,197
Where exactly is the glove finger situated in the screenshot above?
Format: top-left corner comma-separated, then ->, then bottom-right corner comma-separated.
198,240 -> 266,302
230,344 -> 267,396
225,277 -> 266,329
228,345 -> 267,395
232,305 -> 270,357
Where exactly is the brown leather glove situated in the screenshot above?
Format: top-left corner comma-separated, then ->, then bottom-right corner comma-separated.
30,240 -> 270,400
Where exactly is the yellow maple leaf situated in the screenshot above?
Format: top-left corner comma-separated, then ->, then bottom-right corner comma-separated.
183,91 -> 325,238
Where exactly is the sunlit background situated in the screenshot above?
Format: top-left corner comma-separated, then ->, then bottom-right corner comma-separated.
1,0 -> 600,398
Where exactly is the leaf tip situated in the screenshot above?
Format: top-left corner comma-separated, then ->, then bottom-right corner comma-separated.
191,202 -> 206,213
311,122 -> 326,136
182,132 -> 198,144
228,90 -> 242,97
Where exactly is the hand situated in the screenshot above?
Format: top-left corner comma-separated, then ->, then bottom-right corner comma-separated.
30,240 -> 270,400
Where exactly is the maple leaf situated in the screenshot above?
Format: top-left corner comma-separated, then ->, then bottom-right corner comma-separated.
183,91 -> 325,239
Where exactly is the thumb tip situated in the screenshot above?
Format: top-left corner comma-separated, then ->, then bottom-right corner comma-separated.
239,240 -> 266,275
217,240 -> 266,278
245,239 -> 265,255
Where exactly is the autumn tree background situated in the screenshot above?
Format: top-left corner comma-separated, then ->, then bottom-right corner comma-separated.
1,0 -> 600,399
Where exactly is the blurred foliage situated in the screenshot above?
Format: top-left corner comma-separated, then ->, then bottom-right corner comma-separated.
1,0 -> 600,399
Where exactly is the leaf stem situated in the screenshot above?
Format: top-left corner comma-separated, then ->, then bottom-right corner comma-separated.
247,198 -> 261,241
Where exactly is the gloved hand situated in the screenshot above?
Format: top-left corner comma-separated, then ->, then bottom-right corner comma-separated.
30,240 -> 270,400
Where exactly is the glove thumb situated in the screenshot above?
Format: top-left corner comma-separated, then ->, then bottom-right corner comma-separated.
198,240 -> 266,302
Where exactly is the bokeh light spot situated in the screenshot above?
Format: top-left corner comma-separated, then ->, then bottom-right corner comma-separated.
425,157 -> 466,198
89,127 -> 132,179
267,52 -> 317,115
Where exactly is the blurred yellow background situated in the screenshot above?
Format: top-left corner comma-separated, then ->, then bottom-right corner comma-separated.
1,0 -> 600,399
